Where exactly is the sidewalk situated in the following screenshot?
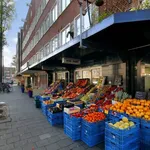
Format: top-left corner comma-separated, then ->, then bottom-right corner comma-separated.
0,86 -> 104,150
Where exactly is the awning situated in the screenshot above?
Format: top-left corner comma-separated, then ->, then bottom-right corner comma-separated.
29,9 -> 150,69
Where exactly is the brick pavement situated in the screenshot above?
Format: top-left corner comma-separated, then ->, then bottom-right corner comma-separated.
0,86 -> 104,150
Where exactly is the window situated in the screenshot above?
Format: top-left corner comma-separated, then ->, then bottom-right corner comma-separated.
52,4 -> 58,23
41,49 -> 44,59
83,12 -> 90,31
46,14 -> 50,31
46,0 -> 49,4
61,0 -> 71,11
61,26 -> 70,45
75,17 -> 81,36
52,37 -> 58,52
45,44 -> 50,55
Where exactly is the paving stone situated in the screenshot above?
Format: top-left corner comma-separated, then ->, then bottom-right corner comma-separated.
14,139 -> 28,148
58,133 -> 68,140
69,143 -> 80,149
0,139 -> 6,146
39,133 -> 51,140
46,143 -> 60,150
31,130 -> 43,137
28,136 -> 41,143
22,143 -> 37,150
35,147 -> 46,150
72,145 -> 86,150
47,136 -> 60,144
0,143 -> 14,150
36,139 -> 49,148
6,128 -> 18,134
1,133 -> 13,139
57,138 -> 73,148
7,136 -> 20,144
87,147 -> 101,150
20,133 -> 32,140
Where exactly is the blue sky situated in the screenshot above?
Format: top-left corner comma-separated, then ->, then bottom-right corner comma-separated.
4,0 -> 31,67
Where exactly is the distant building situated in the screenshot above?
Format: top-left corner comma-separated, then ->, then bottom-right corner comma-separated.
3,67 -> 15,82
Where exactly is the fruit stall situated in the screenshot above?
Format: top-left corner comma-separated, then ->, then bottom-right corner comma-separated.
33,77 -> 150,150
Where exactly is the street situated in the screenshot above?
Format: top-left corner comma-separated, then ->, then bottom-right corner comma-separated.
0,86 -> 104,150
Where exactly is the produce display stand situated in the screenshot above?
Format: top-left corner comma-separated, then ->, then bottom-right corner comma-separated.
32,77 -> 150,149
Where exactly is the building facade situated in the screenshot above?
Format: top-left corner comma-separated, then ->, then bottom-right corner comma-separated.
3,67 -> 15,82
16,0 -> 150,96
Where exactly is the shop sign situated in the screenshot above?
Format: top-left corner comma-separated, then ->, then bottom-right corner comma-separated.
22,74 -> 30,77
62,57 -> 80,65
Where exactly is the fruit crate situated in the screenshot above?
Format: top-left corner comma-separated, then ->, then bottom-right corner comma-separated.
47,111 -> 63,119
64,126 -> 81,141
41,103 -> 55,116
141,119 -> 150,129
64,113 -> 82,130
105,121 -> 140,136
141,140 -> 150,150
127,115 -> 141,124
82,119 -> 105,135
47,116 -> 63,126
105,138 -> 140,150
108,110 -> 127,120
105,129 -> 140,145
140,129 -> 150,141
81,132 -> 104,147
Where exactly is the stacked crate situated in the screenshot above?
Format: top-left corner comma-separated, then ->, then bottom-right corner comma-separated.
81,119 -> 105,147
41,103 -> 54,116
47,111 -> 63,126
141,119 -> 150,150
64,113 -> 82,141
105,120 -> 140,150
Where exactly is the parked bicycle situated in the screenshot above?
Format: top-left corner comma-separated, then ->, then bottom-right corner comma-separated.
0,83 -> 11,93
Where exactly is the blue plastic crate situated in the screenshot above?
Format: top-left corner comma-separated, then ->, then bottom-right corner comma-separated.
64,113 -> 82,126
47,116 -> 63,126
141,119 -> 150,129
64,126 -> 81,141
105,121 -> 140,137
40,96 -> 50,101
127,115 -> 141,124
47,111 -> 63,119
105,129 -> 140,145
41,103 -> 55,116
34,95 -> 40,100
141,129 -> 150,141
105,138 -> 140,150
82,119 -> 105,135
108,110 -> 127,118
141,140 -> 150,150
81,132 -> 104,147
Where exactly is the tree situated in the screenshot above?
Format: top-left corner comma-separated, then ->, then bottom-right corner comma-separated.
11,55 -> 16,67
0,0 -> 15,82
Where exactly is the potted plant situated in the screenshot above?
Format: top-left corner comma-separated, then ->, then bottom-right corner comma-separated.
27,85 -> 33,98
95,0 -> 104,6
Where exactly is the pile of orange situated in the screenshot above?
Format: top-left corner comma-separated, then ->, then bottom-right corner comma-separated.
110,99 -> 150,121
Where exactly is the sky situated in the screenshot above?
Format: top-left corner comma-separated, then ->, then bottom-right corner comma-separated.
4,0 -> 31,67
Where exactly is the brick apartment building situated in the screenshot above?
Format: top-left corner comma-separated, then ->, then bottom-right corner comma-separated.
16,0 -> 150,95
